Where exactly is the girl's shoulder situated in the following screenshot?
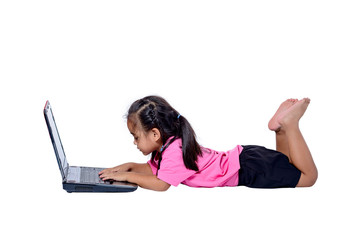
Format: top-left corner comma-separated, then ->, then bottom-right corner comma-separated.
165,137 -> 182,148
166,137 -> 182,152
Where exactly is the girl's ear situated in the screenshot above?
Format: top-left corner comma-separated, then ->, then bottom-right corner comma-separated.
150,128 -> 161,142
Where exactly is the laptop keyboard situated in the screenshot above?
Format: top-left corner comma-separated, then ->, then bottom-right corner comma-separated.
80,167 -> 105,183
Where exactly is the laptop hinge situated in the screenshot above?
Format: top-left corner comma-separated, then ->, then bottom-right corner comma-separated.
63,164 -> 69,181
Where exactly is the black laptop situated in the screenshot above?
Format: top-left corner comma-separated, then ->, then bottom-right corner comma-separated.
44,101 -> 137,193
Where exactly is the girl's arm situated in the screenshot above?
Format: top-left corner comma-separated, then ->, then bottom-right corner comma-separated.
99,162 -> 153,175
99,171 -> 170,191
99,163 -> 171,191
125,172 -> 170,191
120,162 -> 154,174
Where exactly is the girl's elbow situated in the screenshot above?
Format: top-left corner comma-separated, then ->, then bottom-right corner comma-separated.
155,182 -> 171,192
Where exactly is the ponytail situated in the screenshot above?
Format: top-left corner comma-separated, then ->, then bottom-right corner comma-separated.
177,115 -> 201,171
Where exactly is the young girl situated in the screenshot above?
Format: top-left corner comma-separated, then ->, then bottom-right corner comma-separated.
99,96 -> 318,191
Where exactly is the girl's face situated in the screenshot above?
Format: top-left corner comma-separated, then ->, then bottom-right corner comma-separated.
127,119 -> 162,155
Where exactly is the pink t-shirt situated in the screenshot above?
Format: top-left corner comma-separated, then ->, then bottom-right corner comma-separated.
147,138 -> 243,188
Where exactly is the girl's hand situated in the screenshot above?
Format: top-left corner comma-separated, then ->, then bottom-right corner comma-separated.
99,171 -> 129,182
98,163 -> 130,176
98,167 -> 118,176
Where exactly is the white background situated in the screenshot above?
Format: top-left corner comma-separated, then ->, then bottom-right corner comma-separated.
1,1 -> 359,239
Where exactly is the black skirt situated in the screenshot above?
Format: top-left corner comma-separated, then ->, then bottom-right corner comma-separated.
238,145 -> 301,188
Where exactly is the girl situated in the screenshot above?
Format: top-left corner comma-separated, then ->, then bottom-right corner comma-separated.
99,96 -> 318,191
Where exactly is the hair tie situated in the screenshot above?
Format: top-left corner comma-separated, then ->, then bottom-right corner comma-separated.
177,114 -> 181,119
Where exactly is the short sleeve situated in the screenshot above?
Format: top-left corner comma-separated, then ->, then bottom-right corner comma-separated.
156,140 -> 196,186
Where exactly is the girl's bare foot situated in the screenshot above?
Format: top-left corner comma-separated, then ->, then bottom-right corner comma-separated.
277,98 -> 310,131
268,98 -> 298,131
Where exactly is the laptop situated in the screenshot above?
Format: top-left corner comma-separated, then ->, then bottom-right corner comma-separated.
44,101 -> 137,193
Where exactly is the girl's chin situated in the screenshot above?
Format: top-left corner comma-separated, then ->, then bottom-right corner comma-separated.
140,150 -> 151,156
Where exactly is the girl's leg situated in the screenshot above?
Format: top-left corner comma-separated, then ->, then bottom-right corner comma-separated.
275,130 -> 291,163
277,98 -> 318,187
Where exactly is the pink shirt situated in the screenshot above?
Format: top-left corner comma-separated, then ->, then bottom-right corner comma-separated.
147,138 -> 243,188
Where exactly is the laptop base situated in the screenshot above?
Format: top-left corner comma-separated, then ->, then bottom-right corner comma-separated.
63,182 -> 137,193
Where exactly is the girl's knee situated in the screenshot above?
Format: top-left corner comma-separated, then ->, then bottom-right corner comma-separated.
306,174 -> 318,187
309,167 -> 318,186
297,171 -> 318,187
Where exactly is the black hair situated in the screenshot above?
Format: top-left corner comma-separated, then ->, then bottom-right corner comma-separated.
127,95 -> 202,171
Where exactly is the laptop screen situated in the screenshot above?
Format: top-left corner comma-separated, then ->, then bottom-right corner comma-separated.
44,101 -> 69,181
